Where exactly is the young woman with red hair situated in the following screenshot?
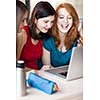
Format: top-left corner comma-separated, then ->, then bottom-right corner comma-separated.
42,3 -> 83,68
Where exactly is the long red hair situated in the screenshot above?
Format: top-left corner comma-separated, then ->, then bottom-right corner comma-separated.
52,3 -> 79,50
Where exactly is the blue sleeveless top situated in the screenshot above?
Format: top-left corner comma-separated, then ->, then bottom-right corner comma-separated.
43,37 -> 78,67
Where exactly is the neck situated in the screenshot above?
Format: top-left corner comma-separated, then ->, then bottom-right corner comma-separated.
59,32 -> 66,39
31,38 -> 39,45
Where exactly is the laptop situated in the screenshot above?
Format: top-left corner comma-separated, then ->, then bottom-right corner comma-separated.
45,46 -> 83,81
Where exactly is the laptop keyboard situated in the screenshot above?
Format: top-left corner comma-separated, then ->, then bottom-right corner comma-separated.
45,66 -> 69,78
58,71 -> 68,77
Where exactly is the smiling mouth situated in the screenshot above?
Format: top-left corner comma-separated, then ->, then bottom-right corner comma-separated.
61,24 -> 69,29
44,28 -> 49,31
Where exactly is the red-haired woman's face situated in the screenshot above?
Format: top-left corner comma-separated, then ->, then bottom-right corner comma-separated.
57,8 -> 73,34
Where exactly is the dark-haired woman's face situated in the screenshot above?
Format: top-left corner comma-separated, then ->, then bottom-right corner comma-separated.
18,11 -> 28,32
35,15 -> 54,34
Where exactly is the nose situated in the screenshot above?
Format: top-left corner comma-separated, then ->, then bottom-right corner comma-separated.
24,19 -> 28,26
46,22 -> 52,29
64,18 -> 68,23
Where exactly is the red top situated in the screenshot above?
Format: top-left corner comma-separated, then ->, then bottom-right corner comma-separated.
20,26 -> 43,69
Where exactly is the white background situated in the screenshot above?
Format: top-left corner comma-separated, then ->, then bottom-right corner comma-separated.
20,0 -> 83,19
0,0 -> 100,100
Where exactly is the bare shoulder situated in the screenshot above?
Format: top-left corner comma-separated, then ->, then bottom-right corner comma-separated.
17,29 -> 27,39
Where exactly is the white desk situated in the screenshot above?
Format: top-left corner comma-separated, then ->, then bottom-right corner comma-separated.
17,71 -> 83,100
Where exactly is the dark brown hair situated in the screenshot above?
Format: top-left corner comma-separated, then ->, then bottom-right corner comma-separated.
29,1 -> 55,40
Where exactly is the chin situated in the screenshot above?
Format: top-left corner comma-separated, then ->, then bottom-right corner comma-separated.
42,30 -> 48,33
60,30 -> 68,34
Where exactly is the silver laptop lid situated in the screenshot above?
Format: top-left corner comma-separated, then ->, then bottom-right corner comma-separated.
67,46 -> 83,80
45,46 -> 83,81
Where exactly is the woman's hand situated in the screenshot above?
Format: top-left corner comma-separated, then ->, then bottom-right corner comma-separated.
77,36 -> 83,47
40,65 -> 51,71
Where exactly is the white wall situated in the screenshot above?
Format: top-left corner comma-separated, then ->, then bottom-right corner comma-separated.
20,0 -> 83,18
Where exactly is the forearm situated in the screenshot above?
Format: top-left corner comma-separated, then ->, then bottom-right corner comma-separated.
41,47 -> 51,71
42,47 -> 51,65
25,67 -> 39,74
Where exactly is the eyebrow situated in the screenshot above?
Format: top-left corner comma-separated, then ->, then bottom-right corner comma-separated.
43,20 -> 49,22
58,14 -> 72,17
58,14 -> 64,16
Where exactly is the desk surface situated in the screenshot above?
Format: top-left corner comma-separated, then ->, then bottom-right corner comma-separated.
17,71 -> 83,100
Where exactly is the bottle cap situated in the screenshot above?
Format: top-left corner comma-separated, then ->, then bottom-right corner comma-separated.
16,60 -> 25,68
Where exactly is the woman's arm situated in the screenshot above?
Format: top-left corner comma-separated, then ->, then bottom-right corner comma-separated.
42,47 -> 51,65
25,67 -> 39,74
41,47 -> 51,70
16,29 -> 27,60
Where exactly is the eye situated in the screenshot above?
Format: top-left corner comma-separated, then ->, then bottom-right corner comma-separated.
59,16 -> 64,19
67,16 -> 72,19
22,17 -> 29,23
44,20 -> 49,23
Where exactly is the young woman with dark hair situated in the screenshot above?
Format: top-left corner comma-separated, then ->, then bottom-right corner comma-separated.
17,1 -> 55,71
